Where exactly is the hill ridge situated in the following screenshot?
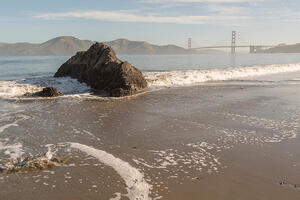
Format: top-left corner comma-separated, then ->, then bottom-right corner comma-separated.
0,36 -> 221,56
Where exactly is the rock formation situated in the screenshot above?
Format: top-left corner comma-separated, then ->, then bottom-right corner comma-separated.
54,43 -> 147,97
33,87 -> 63,97
0,154 -> 65,174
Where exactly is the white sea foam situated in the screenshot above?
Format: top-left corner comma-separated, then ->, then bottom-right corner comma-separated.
0,123 -> 18,133
45,144 -> 57,160
0,114 -> 31,160
0,140 -> 24,160
144,63 -> 300,88
0,77 -> 91,99
0,114 -> 30,133
66,142 -> 151,200
0,80 -> 42,98
1,63 -> 300,99
19,77 -> 91,95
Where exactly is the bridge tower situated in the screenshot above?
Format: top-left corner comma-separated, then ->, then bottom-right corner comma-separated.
188,38 -> 192,49
231,31 -> 236,54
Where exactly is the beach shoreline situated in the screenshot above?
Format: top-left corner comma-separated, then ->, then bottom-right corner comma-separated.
1,71 -> 300,199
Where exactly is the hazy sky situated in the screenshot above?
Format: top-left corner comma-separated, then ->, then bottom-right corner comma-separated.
1,0 -> 300,47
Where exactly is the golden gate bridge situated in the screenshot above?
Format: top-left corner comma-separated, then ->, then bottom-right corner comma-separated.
188,31 -> 274,54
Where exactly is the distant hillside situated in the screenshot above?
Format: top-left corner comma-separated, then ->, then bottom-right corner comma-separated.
104,38 -> 200,55
0,36 -> 222,56
260,43 -> 300,53
0,36 -> 93,56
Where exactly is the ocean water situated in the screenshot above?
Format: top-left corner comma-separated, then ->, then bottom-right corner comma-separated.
1,54 -> 300,199
1,54 -> 300,99
2,54 -> 300,80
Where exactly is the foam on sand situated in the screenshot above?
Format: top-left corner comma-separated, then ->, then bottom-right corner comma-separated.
0,140 -> 24,160
144,63 -> 300,88
0,113 -> 31,134
66,142 -> 151,200
0,123 -> 18,133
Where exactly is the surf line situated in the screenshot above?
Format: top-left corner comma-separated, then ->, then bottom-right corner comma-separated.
64,142 -> 152,200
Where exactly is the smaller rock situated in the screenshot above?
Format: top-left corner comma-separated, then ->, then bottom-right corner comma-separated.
0,154 -> 65,175
34,87 -> 63,97
23,92 -> 32,97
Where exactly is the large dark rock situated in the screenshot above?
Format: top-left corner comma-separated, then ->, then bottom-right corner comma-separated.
54,43 -> 147,97
33,87 -> 63,97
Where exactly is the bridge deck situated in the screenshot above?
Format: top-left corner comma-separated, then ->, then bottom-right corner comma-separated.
192,45 -> 274,49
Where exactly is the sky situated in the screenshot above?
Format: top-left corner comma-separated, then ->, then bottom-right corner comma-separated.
1,0 -> 300,48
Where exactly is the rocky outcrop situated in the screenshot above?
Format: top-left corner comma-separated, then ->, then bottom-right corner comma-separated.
0,154 -> 65,174
33,87 -> 63,97
54,43 -> 147,97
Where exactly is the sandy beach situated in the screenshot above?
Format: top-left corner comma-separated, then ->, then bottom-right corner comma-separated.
1,71 -> 300,199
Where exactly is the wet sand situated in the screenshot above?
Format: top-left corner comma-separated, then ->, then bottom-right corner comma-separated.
1,73 -> 300,199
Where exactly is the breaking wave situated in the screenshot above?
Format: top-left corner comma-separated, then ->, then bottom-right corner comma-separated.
0,77 -> 91,99
144,63 -> 300,88
1,63 -> 300,99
